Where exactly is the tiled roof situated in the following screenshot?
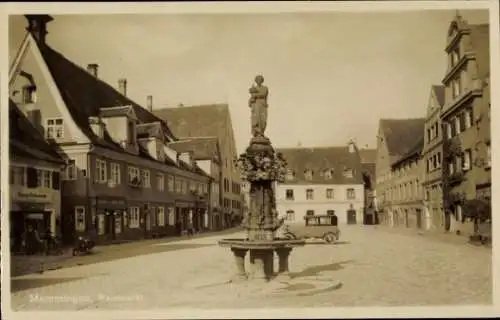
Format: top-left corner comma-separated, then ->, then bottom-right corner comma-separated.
153,104 -> 230,141
469,24 -> 490,80
31,40 -> 209,177
391,135 -> 424,167
358,149 -> 376,164
38,44 -> 176,150
431,85 -> 445,107
276,146 -> 364,185
168,137 -> 220,161
9,99 -> 63,164
379,118 -> 426,158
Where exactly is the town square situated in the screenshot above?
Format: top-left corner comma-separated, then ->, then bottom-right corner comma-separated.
3,3 -> 495,317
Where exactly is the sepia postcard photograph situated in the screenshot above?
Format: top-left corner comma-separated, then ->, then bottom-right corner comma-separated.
1,1 -> 499,319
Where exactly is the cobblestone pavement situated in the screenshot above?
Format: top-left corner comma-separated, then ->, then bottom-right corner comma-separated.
10,225 -> 492,310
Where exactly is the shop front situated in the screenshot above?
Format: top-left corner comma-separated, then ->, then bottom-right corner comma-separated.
91,196 -> 127,244
10,189 -> 60,253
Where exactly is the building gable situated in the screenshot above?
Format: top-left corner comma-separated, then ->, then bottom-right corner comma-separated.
9,32 -> 89,144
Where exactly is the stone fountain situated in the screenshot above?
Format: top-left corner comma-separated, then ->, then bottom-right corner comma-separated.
218,75 -> 305,282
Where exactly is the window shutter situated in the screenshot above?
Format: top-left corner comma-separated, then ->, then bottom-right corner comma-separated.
26,167 -> 37,188
52,171 -> 60,190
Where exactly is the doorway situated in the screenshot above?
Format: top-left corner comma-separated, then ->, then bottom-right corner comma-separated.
416,209 -> 422,229
347,210 -> 357,224
105,213 -> 116,241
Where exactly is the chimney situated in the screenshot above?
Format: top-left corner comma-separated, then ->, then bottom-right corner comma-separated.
118,78 -> 127,96
25,15 -> 54,45
146,95 -> 153,112
87,64 -> 98,77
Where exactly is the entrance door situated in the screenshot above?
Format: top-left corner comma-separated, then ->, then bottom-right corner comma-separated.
105,213 -> 116,241
145,213 -> 151,231
416,209 -> 422,229
347,210 -> 357,224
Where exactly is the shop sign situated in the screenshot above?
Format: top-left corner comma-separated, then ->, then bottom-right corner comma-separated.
13,191 -> 51,203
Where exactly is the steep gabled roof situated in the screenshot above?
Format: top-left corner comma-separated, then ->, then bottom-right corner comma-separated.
379,118 -> 426,158
431,85 -> 445,108
168,137 -> 220,162
276,146 -> 364,185
358,149 -> 376,164
9,99 -> 64,164
37,44 -> 176,149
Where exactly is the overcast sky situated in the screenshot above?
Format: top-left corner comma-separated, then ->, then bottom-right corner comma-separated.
9,10 -> 489,154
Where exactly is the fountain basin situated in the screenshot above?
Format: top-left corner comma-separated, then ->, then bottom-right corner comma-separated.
218,238 -> 306,250
218,238 -> 306,282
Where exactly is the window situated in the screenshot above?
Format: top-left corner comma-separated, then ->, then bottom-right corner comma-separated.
285,189 -> 294,200
36,169 -> 42,187
346,188 -> 356,200
324,169 -> 333,180
22,85 -> 36,104
157,173 -> 164,191
304,170 -> 313,181
326,188 -> 334,199
95,159 -> 107,183
343,168 -> 353,178
42,170 -> 51,188
175,179 -> 182,193
285,169 -> 295,181
129,207 -> 140,228
128,166 -> 140,184
167,207 -> 176,226
46,118 -> 64,139
306,210 -> 315,216
285,210 -> 295,222
197,183 -> 203,195
115,215 -> 122,234
452,77 -> 461,98
167,175 -> 174,192
464,109 -> 472,129
462,150 -> 471,171
327,210 -> 335,216
110,163 -> 121,185
182,180 -> 188,194
141,170 -> 151,188
306,189 -> 314,200
454,116 -> 461,135
437,152 -> 442,167
448,162 -> 455,175
127,120 -> 135,145
157,207 -> 165,226
75,206 -> 86,232
446,123 -> 452,139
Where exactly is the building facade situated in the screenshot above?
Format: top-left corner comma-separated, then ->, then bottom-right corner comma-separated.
154,104 -> 244,227
422,85 -> 446,231
168,136 -> 222,230
276,142 -> 365,225
9,15 -> 211,245
387,141 -> 426,229
440,14 -> 490,235
375,118 -> 426,228
9,99 -> 65,252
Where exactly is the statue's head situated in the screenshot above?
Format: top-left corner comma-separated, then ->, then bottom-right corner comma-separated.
255,75 -> 264,85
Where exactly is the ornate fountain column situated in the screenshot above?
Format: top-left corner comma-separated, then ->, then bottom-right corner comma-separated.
219,75 -> 305,283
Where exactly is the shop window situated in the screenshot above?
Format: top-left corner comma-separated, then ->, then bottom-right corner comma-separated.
74,206 -> 86,232
115,215 -> 122,234
158,207 -> 165,226
129,207 -> 140,228
98,215 -> 105,235
168,207 -> 175,226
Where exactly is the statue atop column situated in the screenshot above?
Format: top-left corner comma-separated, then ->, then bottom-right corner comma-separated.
248,75 -> 269,138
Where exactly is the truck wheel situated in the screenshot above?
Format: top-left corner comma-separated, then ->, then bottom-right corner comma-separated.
323,232 -> 336,243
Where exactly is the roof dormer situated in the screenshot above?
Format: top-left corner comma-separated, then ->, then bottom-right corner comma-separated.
304,169 -> 314,181
88,116 -> 105,139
